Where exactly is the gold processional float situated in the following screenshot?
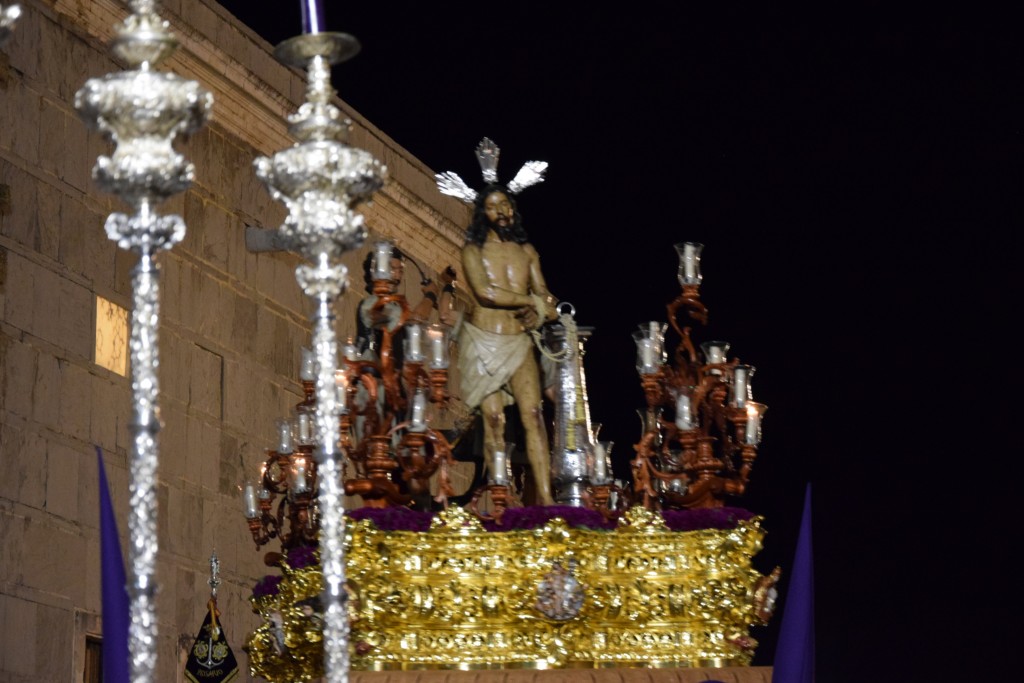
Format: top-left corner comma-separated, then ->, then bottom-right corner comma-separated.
237,3 -> 781,680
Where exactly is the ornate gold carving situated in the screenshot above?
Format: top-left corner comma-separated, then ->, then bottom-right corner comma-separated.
247,513 -> 773,679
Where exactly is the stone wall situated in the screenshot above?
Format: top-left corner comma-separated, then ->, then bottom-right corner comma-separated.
0,1 -> 470,680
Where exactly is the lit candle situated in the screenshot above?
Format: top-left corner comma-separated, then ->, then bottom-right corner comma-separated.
648,322 -> 664,364
300,0 -> 325,34
427,324 -> 448,369
405,323 -> 423,361
292,457 -> 308,493
409,390 -> 427,432
300,347 -> 316,381
745,402 -> 767,445
593,443 -> 608,483
640,338 -> 653,371
297,413 -> 312,444
277,419 -> 294,454
675,393 -> 693,430
683,243 -> 697,280
492,449 -> 507,485
372,241 -> 393,281
731,365 -> 751,409
675,242 -> 704,286
243,482 -> 258,519
700,340 -> 730,375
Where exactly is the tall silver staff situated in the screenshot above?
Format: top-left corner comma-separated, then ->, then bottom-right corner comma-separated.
252,8 -> 385,680
75,2 -> 212,681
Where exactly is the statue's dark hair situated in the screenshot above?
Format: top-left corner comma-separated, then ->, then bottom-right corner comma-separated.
465,184 -> 529,246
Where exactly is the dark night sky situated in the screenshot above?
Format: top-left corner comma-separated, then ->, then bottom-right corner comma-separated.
214,2 -> 1018,679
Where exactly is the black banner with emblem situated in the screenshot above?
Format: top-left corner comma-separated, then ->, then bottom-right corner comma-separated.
184,601 -> 239,683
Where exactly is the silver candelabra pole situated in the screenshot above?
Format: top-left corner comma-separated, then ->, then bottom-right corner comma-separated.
74,2 -> 212,681
0,4 -> 21,47
254,30 -> 385,683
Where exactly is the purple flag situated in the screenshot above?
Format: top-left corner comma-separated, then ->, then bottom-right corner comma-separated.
772,483 -> 815,683
97,447 -> 130,683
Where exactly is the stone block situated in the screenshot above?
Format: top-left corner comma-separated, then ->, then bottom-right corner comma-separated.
173,564 -> 198,641
166,485 -> 203,558
221,358 -> 252,432
161,329 -> 188,404
270,311 -> 293,378
10,85 -> 41,167
88,375 -> 123,452
218,431 -> 242,498
58,194 -> 110,280
1,424 -> 49,510
83,530 -> 101,614
179,191 -> 204,257
21,517 -> 86,601
1,331 -> 38,419
196,276 -> 227,344
33,352 -> 61,431
35,602 -> 74,680
0,165 -> 40,251
178,261 -> 204,333
36,182 -> 61,261
229,290 -> 257,355
60,110 -> 92,195
184,416 -> 220,490
0,593 -> 37,675
202,203 -> 230,269
1,250 -> 35,339
38,97 -> 68,179
27,259 -> 62,346
189,343 -> 223,419
225,213 -> 249,283
0,505 -> 27,585
114,400 -> 131,454
252,305 -> 277,369
199,419 -> 221,494
160,255 -> 182,327
45,440 -> 81,521
113,247 -> 136,298
57,360 -> 92,442
160,404 -> 188,483
275,255 -> 305,315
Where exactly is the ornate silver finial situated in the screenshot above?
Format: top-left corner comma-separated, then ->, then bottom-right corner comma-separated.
254,33 -> 384,260
0,4 -> 21,47
435,137 -> 548,204
208,550 -> 221,599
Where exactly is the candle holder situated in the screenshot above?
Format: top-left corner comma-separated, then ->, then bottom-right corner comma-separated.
74,2 -> 211,680
254,24 -> 383,683
630,245 -> 768,510
0,4 -> 20,47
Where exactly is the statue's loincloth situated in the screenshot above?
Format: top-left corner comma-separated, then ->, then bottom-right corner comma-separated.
458,322 -> 532,409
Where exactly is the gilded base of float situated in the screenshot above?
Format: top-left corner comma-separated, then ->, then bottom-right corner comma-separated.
247,507 -> 773,682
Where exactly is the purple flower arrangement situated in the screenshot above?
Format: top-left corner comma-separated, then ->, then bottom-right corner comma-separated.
660,506 -> 755,531
347,505 -> 434,532
286,545 -> 318,569
252,574 -> 283,598
482,505 -> 618,532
